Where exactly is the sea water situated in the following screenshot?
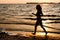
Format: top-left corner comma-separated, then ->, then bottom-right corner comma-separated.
0,3 -> 60,36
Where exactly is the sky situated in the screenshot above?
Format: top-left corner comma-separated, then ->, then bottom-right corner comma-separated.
0,0 -> 60,4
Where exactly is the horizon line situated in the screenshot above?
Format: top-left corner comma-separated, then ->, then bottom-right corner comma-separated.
0,2 -> 60,4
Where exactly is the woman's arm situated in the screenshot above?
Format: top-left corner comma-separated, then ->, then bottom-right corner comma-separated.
40,12 -> 43,16
32,13 -> 36,16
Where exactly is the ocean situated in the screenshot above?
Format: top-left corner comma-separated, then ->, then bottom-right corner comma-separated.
0,3 -> 60,36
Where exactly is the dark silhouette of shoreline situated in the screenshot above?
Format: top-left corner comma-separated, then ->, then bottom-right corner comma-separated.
26,2 -> 59,4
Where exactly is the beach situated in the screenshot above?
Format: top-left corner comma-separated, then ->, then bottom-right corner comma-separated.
0,3 -> 60,40
0,32 -> 60,40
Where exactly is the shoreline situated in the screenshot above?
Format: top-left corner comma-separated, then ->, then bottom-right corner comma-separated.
0,32 -> 60,40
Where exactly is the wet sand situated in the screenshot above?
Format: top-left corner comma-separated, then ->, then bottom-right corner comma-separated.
0,32 -> 60,40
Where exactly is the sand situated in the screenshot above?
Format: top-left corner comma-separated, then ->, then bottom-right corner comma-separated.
0,32 -> 60,40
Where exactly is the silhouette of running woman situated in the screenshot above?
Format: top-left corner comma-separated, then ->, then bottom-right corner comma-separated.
32,5 -> 47,35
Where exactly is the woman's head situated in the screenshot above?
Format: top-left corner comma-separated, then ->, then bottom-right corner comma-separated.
36,5 -> 42,11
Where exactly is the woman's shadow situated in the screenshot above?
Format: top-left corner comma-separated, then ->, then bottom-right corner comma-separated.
32,4 -> 48,40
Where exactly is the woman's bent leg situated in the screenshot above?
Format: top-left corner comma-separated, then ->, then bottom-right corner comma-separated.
40,22 -> 47,35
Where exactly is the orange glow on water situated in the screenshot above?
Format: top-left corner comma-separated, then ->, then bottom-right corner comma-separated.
36,32 -> 46,35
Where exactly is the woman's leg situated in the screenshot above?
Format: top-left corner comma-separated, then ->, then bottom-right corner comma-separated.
40,21 -> 47,35
33,22 -> 38,35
